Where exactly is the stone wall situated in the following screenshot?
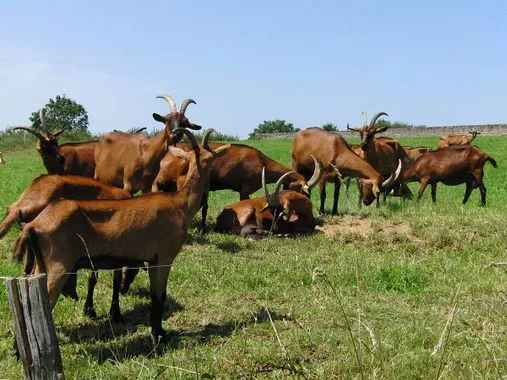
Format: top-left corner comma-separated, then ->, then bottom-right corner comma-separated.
256,124 -> 507,140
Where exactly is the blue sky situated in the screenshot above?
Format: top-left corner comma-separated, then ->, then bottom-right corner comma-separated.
1,1 -> 506,138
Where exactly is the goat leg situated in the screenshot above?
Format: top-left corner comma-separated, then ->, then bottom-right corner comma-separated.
83,270 -> 99,319
109,269 -> 123,322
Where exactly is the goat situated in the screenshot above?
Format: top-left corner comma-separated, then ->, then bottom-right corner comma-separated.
437,131 -> 481,149
94,95 -> 201,194
215,169 -> 317,236
13,128 -> 230,341
0,151 -> 5,164
153,143 -> 321,232
0,174 -> 132,319
291,127 -> 400,214
347,113 -> 411,205
403,145 -> 497,205
14,109 -> 97,177
403,146 -> 431,163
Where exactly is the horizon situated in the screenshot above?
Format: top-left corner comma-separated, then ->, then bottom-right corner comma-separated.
1,1 -> 506,139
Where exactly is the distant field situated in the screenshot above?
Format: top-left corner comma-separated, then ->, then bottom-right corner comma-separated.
0,136 -> 505,378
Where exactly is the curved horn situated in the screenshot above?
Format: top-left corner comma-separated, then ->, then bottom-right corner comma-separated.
180,98 -> 196,115
369,112 -> 389,128
156,95 -> 177,113
272,171 -> 296,202
38,108 -> 45,129
13,127 -> 46,142
134,127 -> 147,134
262,167 -> 272,203
381,159 -> 402,189
174,127 -> 198,150
262,168 -> 296,206
329,162 -> 344,182
201,128 -> 214,151
306,154 -> 322,189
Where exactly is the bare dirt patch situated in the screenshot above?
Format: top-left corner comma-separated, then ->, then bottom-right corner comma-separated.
316,216 -> 421,243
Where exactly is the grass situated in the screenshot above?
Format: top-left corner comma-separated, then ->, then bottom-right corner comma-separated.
0,136 -> 506,378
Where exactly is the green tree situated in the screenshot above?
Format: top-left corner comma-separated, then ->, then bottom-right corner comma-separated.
249,119 -> 299,139
29,94 -> 89,133
322,122 -> 338,131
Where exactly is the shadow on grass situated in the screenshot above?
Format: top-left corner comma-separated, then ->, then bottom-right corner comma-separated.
59,297 -> 183,343
79,307 -> 293,363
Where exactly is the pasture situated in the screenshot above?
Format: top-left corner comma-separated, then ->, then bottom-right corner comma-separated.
0,135 -> 505,378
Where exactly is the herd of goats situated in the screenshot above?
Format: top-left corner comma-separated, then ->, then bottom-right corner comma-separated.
0,95 -> 498,341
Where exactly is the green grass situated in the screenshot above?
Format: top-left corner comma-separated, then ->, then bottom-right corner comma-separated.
0,136 -> 506,378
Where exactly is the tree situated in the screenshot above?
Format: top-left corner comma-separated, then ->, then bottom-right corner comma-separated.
29,94 -> 89,133
322,122 -> 338,132
249,119 -> 299,139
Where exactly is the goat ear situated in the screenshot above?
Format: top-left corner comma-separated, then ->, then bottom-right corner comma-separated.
168,146 -> 191,160
152,113 -> 166,123
213,144 -> 231,157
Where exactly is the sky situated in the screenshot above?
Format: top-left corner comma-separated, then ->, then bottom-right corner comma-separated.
0,1 -> 506,138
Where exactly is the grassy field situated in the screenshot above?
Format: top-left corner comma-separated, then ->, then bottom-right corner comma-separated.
0,136 -> 505,379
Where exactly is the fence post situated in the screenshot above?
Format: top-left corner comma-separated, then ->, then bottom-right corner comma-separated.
5,274 -> 64,379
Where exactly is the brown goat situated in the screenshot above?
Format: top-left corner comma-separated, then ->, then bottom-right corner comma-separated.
0,174 -> 132,319
403,146 -> 431,163
437,131 -> 481,149
347,113 -> 411,205
291,127 -> 400,214
215,169 -> 316,236
94,95 -> 201,194
153,143 -> 321,232
14,129 -> 230,341
403,145 -> 497,205
14,109 -> 97,177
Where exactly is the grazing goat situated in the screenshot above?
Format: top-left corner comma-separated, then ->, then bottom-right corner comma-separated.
153,143 -> 321,232
14,128 -> 230,340
403,145 -> 497,205
292,127 -> 400,214
437,131 -> 481,150
215,169 -> 317,236
347,113 -> 411,205
94,95 -> 201,194
0,174 -> 132,319
14,109 -> 97,177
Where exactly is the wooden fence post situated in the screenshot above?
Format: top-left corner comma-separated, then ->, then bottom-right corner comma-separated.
5,274 -> 64,379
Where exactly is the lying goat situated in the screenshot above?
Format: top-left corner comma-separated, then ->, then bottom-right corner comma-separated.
0,174 -> 132,319
437,131 -> 480,150
403,145 -> 497,205
14,128 -> 230,341
215,168 -> 317,236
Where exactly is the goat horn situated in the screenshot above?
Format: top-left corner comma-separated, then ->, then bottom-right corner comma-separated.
13,127 -> 46,142
134,127 -> 147,134
180,98 -> 196,115
306,154 -> 322,189
329,162 -> 344,182
370,112 -> 389,128
381,159 -> 402,189
156,95 -> 177,113
272,171 -> 296,202
39,108 -> 45,129
174,127 -> 199,150
202,128 -> 214,151
262,167 -> 272,204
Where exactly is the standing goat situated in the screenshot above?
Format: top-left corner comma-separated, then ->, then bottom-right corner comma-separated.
292,127 -> 400,214
153,143 -> 321,232
0,174 -> 132,319
14,128 -> 230,340
403,145 -> 497,205
14,109 -> 97,177
437,131 -> 481,150
347,113 -> 411,206
94,95 -> 201,194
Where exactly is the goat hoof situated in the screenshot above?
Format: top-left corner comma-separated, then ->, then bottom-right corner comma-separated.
84,307 -> 98,320
109,312 -> 124,323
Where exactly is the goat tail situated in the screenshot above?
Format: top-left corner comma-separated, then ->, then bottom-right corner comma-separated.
13,227 -> 45,275
486,156 -> 498,168
0,209 -> 16,239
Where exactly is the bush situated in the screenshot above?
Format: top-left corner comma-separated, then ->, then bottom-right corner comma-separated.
322,123 -> 338,132
249,120 -> 299,139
